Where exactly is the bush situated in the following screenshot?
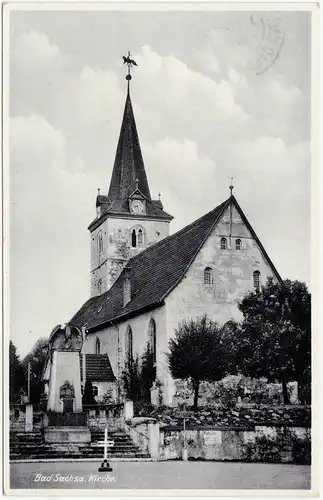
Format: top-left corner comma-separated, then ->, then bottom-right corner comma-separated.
242,428 -> 311,464
292,435 -> 311,464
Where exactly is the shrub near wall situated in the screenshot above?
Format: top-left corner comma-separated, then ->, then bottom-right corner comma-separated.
173,377 -> 300,407
241,427 -> 311,464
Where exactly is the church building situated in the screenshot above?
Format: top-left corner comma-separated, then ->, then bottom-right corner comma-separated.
71,67 -> 281,406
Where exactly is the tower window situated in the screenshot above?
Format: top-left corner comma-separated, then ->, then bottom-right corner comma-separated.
95,337 -> 100,354
125,326 -> 133,367
148,319 -> 157,365
253,270 -> 261,290
97,279 -> 102,295
220,237 -> 227,250
131,227 -> 145,248
204,267 -> 213,284
138,229 -> 143,246
131,229 -> 137,248
236,239 -> 242,250
97,231 -> 103,254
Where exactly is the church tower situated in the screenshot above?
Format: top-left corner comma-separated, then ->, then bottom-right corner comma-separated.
88,56 -> 173,297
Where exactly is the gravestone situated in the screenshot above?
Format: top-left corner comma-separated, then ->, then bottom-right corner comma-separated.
150,382 -> 159,406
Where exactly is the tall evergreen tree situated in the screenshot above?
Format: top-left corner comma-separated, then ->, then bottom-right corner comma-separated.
9,340 -> 24,403
22,337 -> 49,404
82,380 -> 96,405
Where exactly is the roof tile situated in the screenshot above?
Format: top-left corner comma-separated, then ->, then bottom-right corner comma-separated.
80,354 -> 115,381
72,198 -> 230,330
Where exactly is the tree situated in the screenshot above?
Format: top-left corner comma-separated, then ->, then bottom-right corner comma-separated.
9,340 -> 24,403
168,314 -> 229,409
82,380 -> 96,405
121,344 -> 155,405
235,277 -> 311,404
140,343 -> 156,402
22,337 -> 49,404
121,355 -> 142,403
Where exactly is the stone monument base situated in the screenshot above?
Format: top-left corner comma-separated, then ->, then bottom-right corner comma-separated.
44,426 -> 91,444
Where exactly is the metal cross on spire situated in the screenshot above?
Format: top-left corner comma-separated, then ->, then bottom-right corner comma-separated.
122,50 -> 138,84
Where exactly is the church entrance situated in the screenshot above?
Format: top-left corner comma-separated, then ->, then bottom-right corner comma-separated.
62,398 -> 74,413
60,382 -> 75,414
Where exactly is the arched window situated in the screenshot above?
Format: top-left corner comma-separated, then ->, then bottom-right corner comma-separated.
92,385 -> 99,398
204,267 -> 213,284
220,237 -> 227,250
138,229 -> 143,246
253,270 -> 261,290
236,239 -> 242,250
131,229 -> 137,248
148,319 -> 157,365
97,279 -> 102,295
125,326 -> 133,366
97,231 -> 103,254
95,337 -> 100,354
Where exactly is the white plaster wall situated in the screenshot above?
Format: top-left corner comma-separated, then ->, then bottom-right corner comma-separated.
47,351 -> 82,413
83,305 -> 167,393
91,381 -> 117,401
90,215 -> 170,295
163,203 -> 280,404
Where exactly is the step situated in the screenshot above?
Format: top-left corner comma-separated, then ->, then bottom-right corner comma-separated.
10,429 -> 150,461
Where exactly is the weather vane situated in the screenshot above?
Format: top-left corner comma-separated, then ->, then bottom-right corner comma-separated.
122,51 -> 138,81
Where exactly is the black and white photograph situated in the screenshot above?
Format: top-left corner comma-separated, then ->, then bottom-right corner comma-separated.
3,2 -> 318,494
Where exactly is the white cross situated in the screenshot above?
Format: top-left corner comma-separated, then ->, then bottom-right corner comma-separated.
96,427 -> 114,461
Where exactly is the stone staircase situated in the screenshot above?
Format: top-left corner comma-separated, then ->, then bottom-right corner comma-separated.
83,430 -> 150,458
10,430 -> 150,460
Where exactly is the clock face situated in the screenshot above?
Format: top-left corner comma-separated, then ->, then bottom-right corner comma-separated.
131,200 -> 144,213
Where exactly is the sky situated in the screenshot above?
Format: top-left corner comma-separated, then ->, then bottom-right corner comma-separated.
8,8 -> 311,357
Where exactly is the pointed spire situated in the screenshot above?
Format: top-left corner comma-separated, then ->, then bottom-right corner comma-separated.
107,76 -> 151,202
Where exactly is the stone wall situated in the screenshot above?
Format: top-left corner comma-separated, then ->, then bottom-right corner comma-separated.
90,215 -> 170,295
10,407 -> 26,432
85,403 -> 125,431
164,203 -> 280,403
10,406 -> 44,432
160,425 -> 311,464
126,406 -> 310,464
136,404 -> 311,429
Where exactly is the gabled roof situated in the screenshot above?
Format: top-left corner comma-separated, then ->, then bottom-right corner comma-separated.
71,195 -> 282,332
72,198 -> 230,331
107,88 -> 151,202
128,188 -> 146,199
80,354 -> 115,382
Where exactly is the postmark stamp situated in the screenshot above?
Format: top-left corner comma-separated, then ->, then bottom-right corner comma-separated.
251,14 -> 285,75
